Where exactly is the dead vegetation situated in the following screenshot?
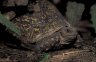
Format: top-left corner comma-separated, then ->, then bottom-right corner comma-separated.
0,0 -> 96,62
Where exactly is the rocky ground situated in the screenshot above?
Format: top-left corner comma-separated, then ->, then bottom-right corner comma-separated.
0,0 -> 96,62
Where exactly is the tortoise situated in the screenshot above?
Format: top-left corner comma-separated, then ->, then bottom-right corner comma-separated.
11,0 -> 77,51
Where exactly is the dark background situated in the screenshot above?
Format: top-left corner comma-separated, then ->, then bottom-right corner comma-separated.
49,0 -> 96,20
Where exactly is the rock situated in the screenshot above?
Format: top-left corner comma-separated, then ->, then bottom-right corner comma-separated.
3,0 -> 15,7
3,11 -> 16,20
3,0 -> 29,7
15,0 -> 29,6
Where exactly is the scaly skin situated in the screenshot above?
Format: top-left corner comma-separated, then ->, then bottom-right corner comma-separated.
12,0 -> 77,51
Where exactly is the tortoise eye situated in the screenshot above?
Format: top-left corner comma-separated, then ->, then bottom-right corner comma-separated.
65,25 -> 68,27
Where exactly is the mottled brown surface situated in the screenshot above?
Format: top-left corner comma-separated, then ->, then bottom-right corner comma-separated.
3,0 -> 28,6
0,44 -> 40,62
47,49 -> 96,62
12,0 -> 77,51
0,0 -> 95,62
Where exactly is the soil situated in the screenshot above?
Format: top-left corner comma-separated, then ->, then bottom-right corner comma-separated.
0,0 -> 96,62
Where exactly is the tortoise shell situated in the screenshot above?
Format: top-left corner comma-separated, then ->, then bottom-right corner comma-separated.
12,0 -> 77,51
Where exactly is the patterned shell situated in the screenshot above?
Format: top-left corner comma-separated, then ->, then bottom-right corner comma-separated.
12,0 -> 69,43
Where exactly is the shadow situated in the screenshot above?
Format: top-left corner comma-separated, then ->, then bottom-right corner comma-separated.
0,24 -> 29,51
